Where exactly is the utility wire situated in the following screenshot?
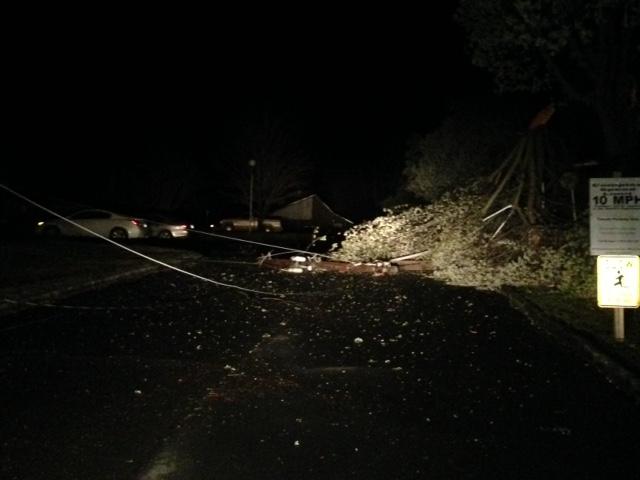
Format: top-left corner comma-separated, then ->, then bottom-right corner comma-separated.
0,183 -> 287,296
187,228 -> 346,262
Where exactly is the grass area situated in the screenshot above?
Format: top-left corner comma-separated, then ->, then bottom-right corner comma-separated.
514,286 -> 640,371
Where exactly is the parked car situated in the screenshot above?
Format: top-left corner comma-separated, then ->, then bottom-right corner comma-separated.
216,218 -> 282,232
218,218 -> 259,232
36,209 -> 149,240
261,218 -> 283,232
145,215 -> 194,239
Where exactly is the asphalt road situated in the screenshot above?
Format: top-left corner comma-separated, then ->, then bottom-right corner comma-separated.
1,255 -> 640,479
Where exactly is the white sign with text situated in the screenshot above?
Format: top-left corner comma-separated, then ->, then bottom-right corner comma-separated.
589,177 -> 640,255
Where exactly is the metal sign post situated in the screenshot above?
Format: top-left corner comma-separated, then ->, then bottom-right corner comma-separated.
596,255 -> 640,342
613,308 -> 625,342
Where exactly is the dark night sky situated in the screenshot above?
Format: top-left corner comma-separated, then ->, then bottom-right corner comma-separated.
4,5 -> 492,220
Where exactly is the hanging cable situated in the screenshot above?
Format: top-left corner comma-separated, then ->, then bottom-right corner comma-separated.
0,183 -> 287,296
187,228 -> 347,262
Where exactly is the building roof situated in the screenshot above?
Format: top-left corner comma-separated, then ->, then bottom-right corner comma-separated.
271,194 -> 353,228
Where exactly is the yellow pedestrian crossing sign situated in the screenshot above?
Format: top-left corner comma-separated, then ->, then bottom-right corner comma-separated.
597,255 -> 640,308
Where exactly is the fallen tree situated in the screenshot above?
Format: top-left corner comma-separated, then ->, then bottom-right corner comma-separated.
332,182 -> 595,297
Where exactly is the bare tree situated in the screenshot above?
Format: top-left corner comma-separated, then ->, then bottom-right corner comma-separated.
141,151 -> 200,213
108,148 -> 199,214
214,113 -> 313,217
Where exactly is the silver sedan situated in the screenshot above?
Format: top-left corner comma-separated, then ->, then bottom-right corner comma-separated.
146,216 -> 193,239
36,209 -> 149,240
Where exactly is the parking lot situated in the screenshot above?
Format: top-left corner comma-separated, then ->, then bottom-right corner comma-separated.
1,237 -> 640,479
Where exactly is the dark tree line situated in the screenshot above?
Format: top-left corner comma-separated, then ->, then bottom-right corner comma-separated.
456,0 -> 639,173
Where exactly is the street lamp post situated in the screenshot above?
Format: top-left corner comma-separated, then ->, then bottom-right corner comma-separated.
248,159 -> 256,226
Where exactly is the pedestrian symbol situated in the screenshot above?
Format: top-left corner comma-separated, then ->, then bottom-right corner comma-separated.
614,271 -> 624,287
597,255 -> 640,308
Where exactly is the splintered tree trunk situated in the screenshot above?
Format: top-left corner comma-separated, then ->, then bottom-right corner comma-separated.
526,150 -> 539,224
481,138 -> 527,216
525,130 -> 545,224
482,104 -> 555,225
